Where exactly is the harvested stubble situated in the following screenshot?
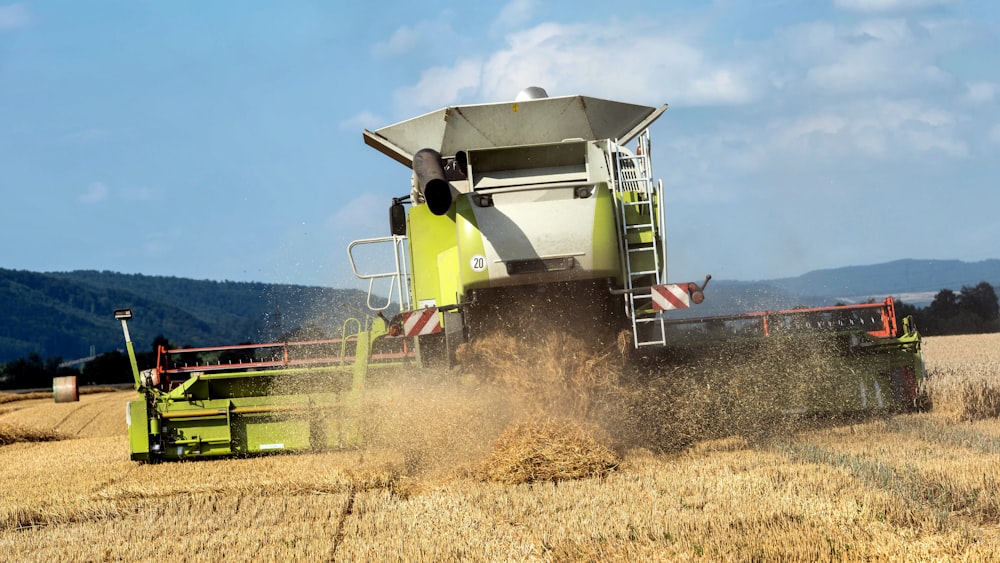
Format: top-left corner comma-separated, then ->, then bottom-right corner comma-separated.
0,392 -> 51,404
788,421 -> 1000,525
0,386 -> 124,405
5,333 -> 1000,560
477,417 -> 619,484
0,390 -> 130,438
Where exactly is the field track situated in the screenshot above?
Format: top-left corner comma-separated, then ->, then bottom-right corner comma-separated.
0,334 -> 998,561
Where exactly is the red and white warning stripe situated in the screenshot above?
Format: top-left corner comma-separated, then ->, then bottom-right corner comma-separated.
401,308 -> 442,337
651,284 -> 690,311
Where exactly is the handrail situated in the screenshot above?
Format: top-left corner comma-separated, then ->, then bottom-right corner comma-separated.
157,332 -> 415,375
347,235 -> 410,312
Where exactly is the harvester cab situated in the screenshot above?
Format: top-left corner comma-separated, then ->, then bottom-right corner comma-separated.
352,87 -> 712,364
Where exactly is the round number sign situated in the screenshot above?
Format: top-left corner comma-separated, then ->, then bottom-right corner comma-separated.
470,254 -> 487,272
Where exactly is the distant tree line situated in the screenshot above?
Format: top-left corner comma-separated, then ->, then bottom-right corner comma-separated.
896,281 -> 999,336
0,324 -> 322,391
3,283 -> 995,390
0,335 -> 175,391
0,268 -> 373,369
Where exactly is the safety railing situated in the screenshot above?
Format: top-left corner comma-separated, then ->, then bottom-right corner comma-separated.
661,298 -> 899,340
155,317 -> 415,379
347,235 -> 411,312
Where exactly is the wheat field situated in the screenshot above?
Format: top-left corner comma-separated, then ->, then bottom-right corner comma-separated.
1,333 -> 998,561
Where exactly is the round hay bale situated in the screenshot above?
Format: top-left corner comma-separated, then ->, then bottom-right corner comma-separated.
477,417 -> 619,484
53,376 -> 79,403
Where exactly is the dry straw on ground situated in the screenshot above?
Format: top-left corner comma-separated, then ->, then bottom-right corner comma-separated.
0,392 -> 50,404
455,329 -> 628,484
476,417 -> 619,484
0,423 -> 65,446
0,386 -> 126,405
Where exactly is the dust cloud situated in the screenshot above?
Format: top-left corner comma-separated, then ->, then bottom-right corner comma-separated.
346,326 -> 848,485
292,288 -> 862,485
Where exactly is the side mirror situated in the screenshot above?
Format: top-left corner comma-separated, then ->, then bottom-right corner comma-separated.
389,202 -> 406,236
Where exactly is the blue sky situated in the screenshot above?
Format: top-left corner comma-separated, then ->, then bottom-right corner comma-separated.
1,0 -> 997,289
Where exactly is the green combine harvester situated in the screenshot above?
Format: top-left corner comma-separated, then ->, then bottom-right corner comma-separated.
117,87 -> 925,462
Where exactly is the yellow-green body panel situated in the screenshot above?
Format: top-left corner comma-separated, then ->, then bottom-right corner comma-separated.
455,195 -> 489,292
125,317 -> 394,462
591,183 -> 625,284
126,400 -> 150,461
404,183 -> 629,308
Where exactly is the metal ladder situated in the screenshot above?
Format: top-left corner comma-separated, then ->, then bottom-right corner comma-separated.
612,130 -> 668,347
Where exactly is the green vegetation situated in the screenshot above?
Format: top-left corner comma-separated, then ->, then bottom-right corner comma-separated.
0,269 -> 373,389
897,281 -> 999,336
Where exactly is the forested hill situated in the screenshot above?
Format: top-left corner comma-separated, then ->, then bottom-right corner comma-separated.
3,258 -> 998,364
0,269 -> 371,363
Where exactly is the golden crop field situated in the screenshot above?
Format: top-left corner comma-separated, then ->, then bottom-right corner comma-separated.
1,333 -> 999,561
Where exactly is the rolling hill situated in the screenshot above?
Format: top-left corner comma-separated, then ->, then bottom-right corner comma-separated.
0,269 -> 371,363
1,258 -> 997,363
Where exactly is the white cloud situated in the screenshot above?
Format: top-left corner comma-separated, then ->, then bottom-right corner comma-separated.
373,19 -> 456,58
495,0 -> 536,29
834,0 -> 959,13
0,3 -> 29,30
79,181 -> 110,204
962,81 -> 997,105
662,94 -> 970,207
391,20 -> 757,116
792,19 -> 952,96
393,59 -> 483,115
487,23 -> 756,106
374,26 -> 420,58
380,2 -> 983,214
79,181 -> 162,204
339,110 -> 387,132
768,98 -> 966,158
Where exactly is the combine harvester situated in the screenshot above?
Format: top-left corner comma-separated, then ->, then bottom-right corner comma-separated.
117,88 -> 925,462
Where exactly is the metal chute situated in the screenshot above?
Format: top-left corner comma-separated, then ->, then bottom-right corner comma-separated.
363,94 -> 667,165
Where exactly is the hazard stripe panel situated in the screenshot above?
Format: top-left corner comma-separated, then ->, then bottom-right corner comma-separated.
401,308 -> 442,336
651,284 -> 690,311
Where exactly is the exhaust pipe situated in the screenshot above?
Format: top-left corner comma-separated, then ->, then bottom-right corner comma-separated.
413,148 -> 453,216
